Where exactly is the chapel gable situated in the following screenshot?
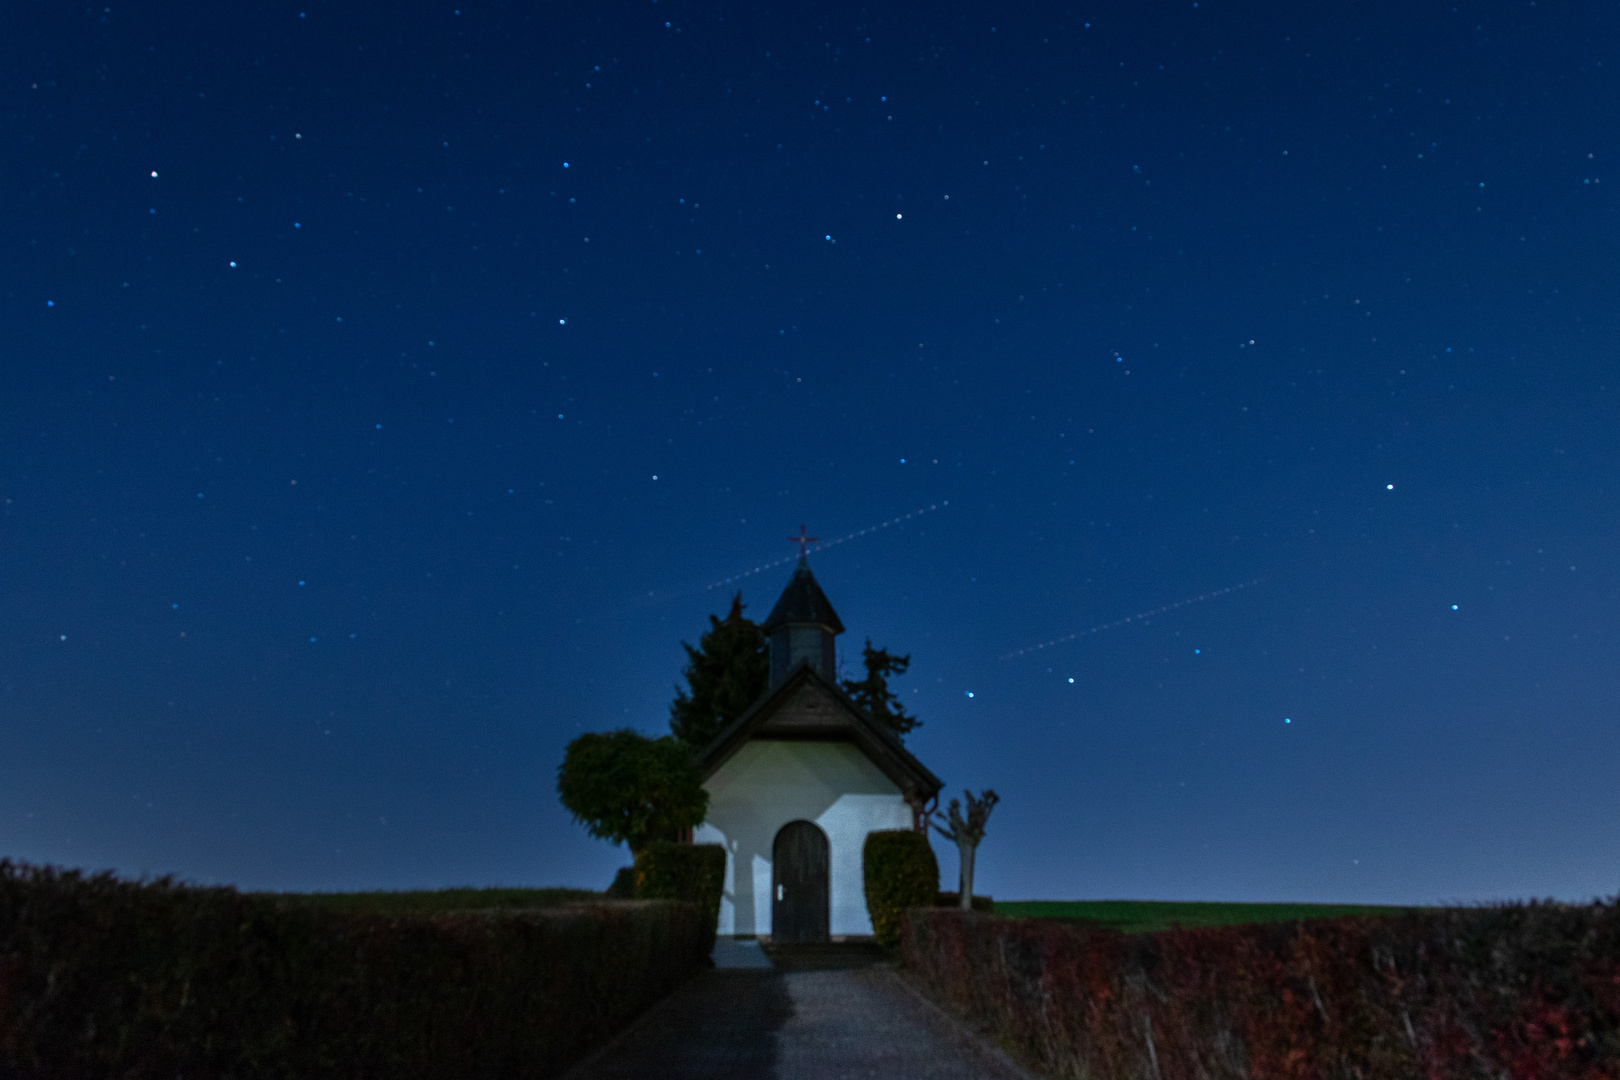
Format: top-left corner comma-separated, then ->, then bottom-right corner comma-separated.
697,554 -> 942,810
756,677 -> 853,736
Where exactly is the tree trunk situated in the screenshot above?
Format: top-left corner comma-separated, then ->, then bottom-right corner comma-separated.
957,838 -> 977,910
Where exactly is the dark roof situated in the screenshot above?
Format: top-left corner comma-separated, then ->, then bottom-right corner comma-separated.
761,557 -> 845,634
696,660 -> 943,801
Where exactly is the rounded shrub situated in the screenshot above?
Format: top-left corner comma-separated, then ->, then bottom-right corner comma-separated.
863,830 -> 939,948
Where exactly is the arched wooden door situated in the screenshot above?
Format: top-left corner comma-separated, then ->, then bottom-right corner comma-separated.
771,820 -> 830,943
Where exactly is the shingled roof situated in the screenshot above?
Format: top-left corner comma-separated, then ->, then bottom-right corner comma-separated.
761,557 -> 845,634
696,659 -> 943,802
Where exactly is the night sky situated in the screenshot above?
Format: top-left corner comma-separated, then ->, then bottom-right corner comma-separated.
5,0 -> 1618,905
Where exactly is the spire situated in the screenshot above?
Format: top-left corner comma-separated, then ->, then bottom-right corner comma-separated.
762,555 -> 843,687
762,557 -> 844,636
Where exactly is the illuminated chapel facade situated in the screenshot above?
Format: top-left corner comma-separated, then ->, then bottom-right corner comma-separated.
692,556 -> 943,942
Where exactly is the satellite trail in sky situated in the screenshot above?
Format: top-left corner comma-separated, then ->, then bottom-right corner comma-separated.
705,501 -> 950,591
999,578 -> 1265,660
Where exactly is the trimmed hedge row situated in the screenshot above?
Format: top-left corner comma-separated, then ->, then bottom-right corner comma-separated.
864,830 -> 939,948
903,901 -> 1620,1079
0,859 -> 710,1079
935,892 -> 994,913
632,842 -> 726,955
290,886 -> 602,915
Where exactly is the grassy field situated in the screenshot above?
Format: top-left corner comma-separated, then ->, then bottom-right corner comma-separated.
992,900 -> 1415,934
273,886 -> 602,915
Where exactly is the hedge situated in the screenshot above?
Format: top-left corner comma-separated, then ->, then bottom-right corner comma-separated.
606,865 -> 636,898
0,859 -> 710,1079
289,887 -> 600,915
903,901 -> 1620,1079
633,842 -> 726,955
936,892 -> 994,913
863,830 -> 939,947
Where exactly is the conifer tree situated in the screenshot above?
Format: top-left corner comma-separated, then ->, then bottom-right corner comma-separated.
668,593 -> 768,750
842,639 -> 920,739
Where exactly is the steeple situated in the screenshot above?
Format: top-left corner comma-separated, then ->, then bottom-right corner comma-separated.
761,556 -> 844,688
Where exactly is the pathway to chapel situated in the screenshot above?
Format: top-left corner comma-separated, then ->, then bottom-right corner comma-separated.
563,942 -> 1032,1080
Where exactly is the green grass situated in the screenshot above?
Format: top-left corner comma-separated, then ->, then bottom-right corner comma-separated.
271,887 -> 602,915
992,900 -> 1415,935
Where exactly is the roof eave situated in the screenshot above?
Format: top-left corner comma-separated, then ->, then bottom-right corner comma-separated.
696,660 -> 942,799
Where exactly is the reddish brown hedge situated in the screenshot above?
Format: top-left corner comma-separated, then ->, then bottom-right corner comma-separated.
0,859 -> 709,1079
902,901 -> 1620,1079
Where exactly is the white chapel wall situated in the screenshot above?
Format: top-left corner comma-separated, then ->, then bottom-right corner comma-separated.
694,739 -> 912,938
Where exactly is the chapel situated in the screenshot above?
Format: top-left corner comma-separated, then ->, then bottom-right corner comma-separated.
693,555 -> 943,943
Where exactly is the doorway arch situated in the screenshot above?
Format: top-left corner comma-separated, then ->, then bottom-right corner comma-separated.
771,820 -> 830,943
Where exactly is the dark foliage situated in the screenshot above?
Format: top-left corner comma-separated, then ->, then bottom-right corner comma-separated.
903,901 -> 1620,1080
0,859 -> 711,1079
288,887 -> 598,915
606,866 -> 636,898
632,843 -> 726,956
862,830 -> 939,948
841,639 -> 920,738
556,728 -> 709,854
668,593 -> 769,750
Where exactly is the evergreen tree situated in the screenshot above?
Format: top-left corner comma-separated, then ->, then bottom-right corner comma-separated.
668,593 -> 768,750
842,639 -> 920,738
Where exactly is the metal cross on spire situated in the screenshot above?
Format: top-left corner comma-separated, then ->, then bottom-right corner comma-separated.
788,524 -> 819,558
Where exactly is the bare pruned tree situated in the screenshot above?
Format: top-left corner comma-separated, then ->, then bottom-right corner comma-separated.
933,789 -> 999,910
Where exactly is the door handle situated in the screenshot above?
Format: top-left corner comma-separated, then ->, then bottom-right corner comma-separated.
777,884 -> 784,901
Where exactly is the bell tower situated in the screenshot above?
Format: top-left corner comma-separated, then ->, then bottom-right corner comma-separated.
762,529 -> 844,687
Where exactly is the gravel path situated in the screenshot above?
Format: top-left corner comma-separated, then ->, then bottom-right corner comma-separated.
564,959 -> 1030,1080
775,966 -> 1031,1080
